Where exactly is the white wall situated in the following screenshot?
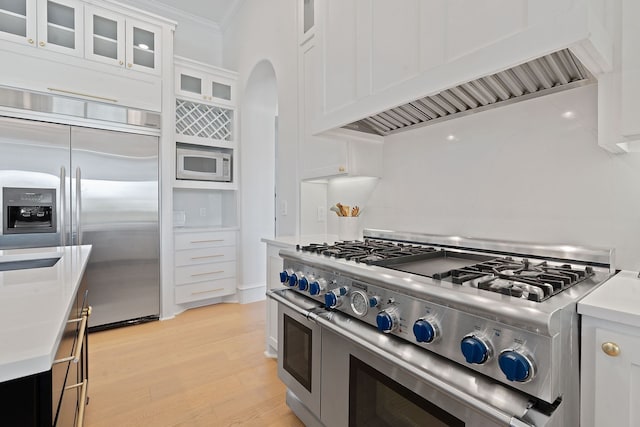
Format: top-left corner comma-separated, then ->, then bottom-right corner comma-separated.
117,0 -> 223,65
365,84 -> 640,271
223,0 -> 299,291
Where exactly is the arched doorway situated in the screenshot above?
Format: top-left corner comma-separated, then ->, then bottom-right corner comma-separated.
239,60 -> 278,300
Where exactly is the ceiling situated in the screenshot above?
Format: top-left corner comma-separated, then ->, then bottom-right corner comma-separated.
145,0 -> 241,25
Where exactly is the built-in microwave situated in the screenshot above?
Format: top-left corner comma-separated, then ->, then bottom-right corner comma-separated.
176,144 -> 232,182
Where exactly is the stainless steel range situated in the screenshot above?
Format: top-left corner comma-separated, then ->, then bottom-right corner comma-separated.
268,229 -> 616,427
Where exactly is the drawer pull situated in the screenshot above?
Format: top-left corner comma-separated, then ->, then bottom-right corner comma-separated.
190,239 -> 225,244
191,287 -> 225,295
65,379 -> 88,427
602,342 -> 621,357
191,270 -> 224,277
191,254 -> 224,260
53,306 -> 91,364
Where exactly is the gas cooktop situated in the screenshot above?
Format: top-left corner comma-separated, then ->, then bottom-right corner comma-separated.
298,238 -> 596,302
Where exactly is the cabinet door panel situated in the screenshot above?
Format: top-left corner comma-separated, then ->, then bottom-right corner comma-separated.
322,0 -> 357,112
84,5 -> 125,67
0,0 -> 36,44
371,0 -> 420,93
125,18 -> 161,74
36,0 -> 83,56
594,328 -> 640,426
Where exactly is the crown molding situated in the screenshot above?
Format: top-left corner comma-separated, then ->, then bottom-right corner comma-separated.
121,0 -> 223,33
219,0 -> 245,32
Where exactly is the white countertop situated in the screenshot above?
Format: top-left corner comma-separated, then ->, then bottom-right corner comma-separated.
0,245 -> 92,382
578,270 -> 640,328
261,234 -> 340,248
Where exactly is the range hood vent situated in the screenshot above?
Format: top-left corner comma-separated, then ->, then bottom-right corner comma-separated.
344,49 -> 594,136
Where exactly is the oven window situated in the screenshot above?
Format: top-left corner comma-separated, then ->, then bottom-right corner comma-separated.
349,356 -> 464,427
283,314 -> 312,392
184,156 -> 217,174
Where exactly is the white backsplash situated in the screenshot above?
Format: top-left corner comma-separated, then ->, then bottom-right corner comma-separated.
365,84 -> 640,271
173,189 -> 223,227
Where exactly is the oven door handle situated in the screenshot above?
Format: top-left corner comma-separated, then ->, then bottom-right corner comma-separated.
267,289 -> 321,322
313,312 -> 535,427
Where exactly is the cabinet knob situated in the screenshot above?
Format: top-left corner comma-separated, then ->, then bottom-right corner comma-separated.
127,63 -> 132,68
119,60 -> 124,65
39,41 -> 45,47
28,38 -> 34,44
602,342 -> 620,357
338,166 -> 346,172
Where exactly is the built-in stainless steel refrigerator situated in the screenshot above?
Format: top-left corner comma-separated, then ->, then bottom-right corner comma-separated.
0,116 -> 160,329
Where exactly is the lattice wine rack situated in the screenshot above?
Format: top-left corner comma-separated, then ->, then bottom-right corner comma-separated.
175,99 -> 234,141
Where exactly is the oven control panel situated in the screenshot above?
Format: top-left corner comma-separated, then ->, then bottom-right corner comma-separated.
280,261 -> 557,402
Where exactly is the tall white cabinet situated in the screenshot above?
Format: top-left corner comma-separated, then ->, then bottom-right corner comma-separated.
579,271 -> 640,426
172,57 -> 240,308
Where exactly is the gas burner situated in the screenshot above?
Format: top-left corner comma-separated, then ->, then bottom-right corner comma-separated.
298,239 -> 437,263
450,258 -> 595,302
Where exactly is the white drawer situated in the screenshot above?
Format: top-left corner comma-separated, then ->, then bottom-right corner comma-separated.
175,261 -> 236,286
175,277 -> 236,304
174,230 -> 236,250
174,246 -> 236,267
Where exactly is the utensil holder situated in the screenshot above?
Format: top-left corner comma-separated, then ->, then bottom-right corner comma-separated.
338,217 -> 361,241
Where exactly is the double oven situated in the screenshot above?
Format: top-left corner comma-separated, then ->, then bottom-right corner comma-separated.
272,290 -> 534,427
268,230 -> 615,427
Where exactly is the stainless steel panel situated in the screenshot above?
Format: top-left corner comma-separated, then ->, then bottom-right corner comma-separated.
0,86 -> 160,129
71,127 -> 159,327
0,116 -> 70,249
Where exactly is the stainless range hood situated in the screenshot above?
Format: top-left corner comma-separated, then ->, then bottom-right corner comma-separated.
343,49 -> 594,136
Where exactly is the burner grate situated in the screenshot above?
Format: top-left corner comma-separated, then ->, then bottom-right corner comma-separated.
450,258 -> 594,302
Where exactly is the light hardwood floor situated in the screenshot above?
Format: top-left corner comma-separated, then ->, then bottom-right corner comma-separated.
84,301 -> 304,427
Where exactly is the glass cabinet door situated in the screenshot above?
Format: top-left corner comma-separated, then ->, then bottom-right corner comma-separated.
125,18 -> 160,74
0,0 -> 36,45
36,0 -> 83,56
84,5 -> 124,66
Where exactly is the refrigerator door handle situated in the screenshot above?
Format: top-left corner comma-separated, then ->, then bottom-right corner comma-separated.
59,166 -> 66,246
75,167 -> 82,245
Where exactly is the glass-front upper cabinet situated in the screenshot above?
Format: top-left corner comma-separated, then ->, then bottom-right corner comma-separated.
36,0 -> 83,55
126,18 -> 160,74
176,62 -> 235,106
0,0 -> 36,44
85,6 -> 160,75
0,0 -> 82,54
84,5 -> 124,66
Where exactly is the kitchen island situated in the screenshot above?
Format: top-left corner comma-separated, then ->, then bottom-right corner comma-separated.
0,245 -> 92,426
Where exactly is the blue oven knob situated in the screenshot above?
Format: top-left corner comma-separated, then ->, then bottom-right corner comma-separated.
413,319 -> 438,343
498,350 -> 535,382
324,292 -> 341,309
298,277 -> 309,291
369,296 -> 380,308
460,335 -> 491,364
309,278 -> 327,296
279,270 -> 289,284
288,273 -> 298,287
376,308 -> 399,333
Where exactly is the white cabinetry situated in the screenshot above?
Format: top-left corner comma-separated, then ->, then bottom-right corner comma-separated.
581,317 -> 640,426
84,6 -> 161,75
0,0 -> 83,55
263,239 -> 293,357
314,0 -> 614,136
173,57 -> 238,190
174,229 -> 237,304
297,4 -> 382,182
0,0 -> 173,112
579,271 -> 640,425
